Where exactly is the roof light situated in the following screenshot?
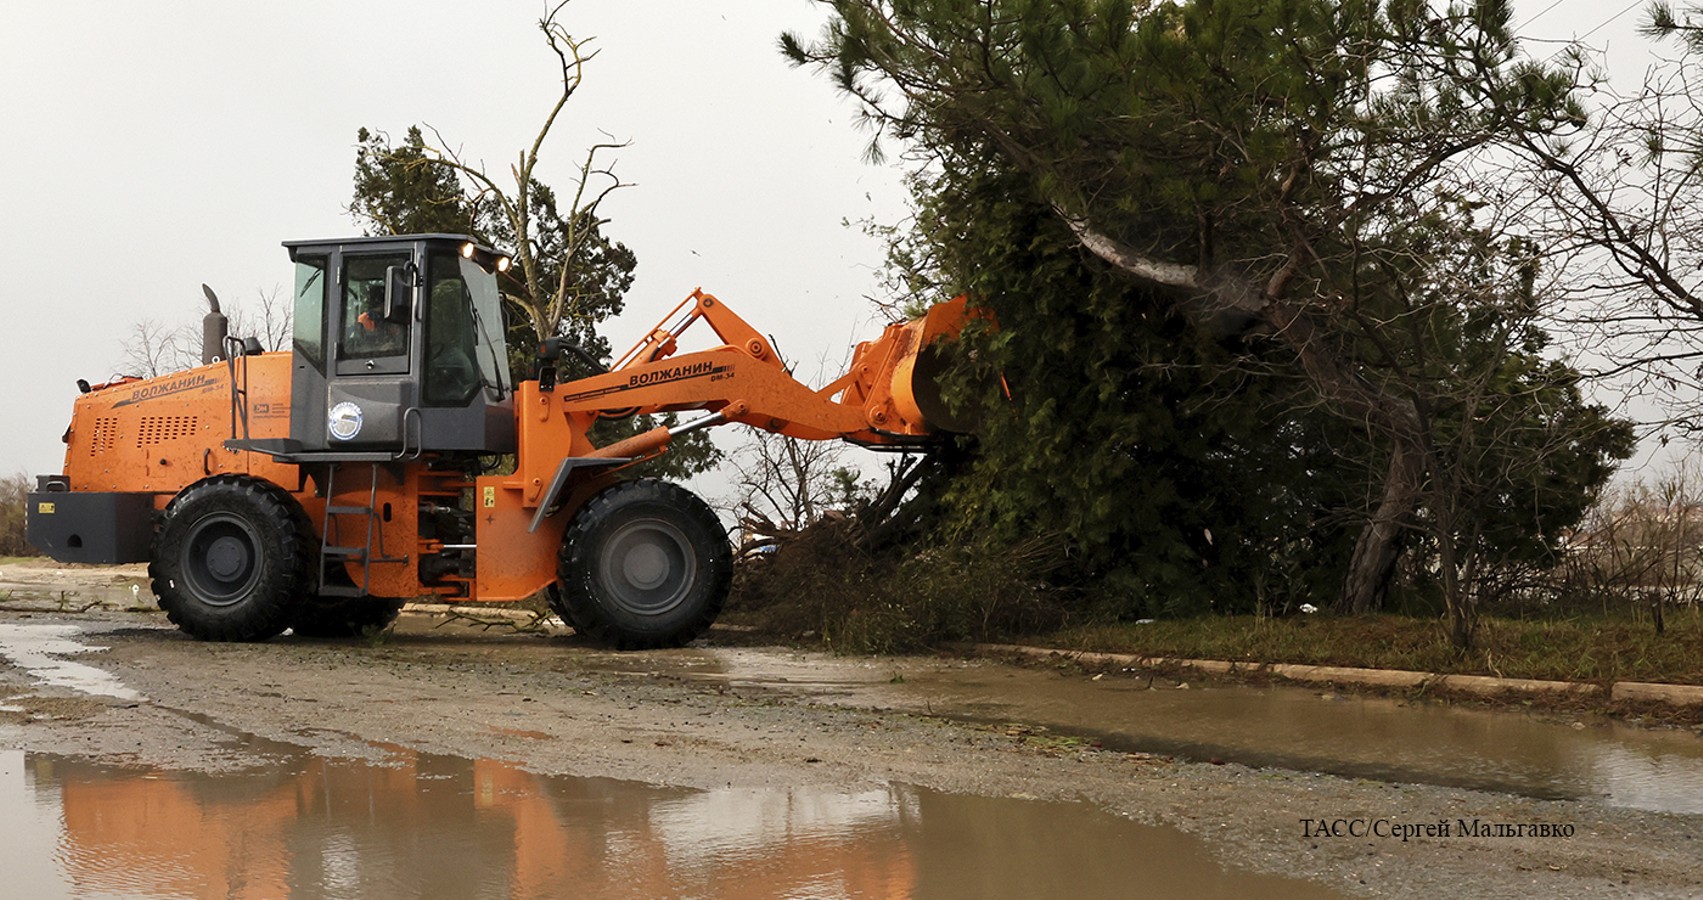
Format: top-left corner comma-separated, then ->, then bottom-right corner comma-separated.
496,255 -> 512,274
460,242 -> 477,260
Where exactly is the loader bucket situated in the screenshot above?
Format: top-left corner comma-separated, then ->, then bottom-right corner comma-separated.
890,296 -> 979,434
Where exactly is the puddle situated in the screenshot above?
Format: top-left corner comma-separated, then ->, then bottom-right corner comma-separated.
0,748 -> 1329,899
0,624 -> 143,701
904,667 -> 1703,813
625,649 -> 1703,815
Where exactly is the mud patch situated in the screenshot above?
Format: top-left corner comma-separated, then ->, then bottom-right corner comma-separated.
0,694 -> 111,725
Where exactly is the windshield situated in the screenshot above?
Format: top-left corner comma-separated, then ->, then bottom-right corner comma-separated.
421,253 -> 513,405
461,256 -> 512,395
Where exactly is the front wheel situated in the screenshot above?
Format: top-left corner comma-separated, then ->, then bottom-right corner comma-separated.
150,476 -> 310,642
556,479 -> 731,650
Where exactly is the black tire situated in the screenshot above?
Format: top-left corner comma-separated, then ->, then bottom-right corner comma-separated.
150,476 -> 311,642
556,479 -> 731,649
287,562 -> 405,639
544,582 -> 585,632
289,596 -> 405,638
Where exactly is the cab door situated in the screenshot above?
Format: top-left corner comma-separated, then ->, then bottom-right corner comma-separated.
324,251 -> 417,447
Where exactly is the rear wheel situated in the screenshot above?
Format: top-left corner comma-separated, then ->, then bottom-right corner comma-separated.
556,479 -> 730,649
150,476 -> 310,642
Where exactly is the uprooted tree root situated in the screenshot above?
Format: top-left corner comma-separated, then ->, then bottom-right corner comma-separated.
728,517 -> 1074,653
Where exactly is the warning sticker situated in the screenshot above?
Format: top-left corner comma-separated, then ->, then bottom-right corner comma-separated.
483,487 -> 496,509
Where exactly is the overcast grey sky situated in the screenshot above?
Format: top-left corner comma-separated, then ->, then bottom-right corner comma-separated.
0,0 -> 1667,483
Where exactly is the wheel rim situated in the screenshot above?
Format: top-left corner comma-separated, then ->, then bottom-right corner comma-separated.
180,512 -> 263,607
595,516 -> 697,617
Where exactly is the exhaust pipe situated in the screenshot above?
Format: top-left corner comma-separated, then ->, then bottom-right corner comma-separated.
200,283 -> 228,364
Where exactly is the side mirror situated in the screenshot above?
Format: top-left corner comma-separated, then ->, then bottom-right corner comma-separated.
383,263 -> 418,323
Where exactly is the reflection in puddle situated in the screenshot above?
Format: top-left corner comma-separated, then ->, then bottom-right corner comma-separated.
0,748 -> 1328,899
0,624 -> 142,701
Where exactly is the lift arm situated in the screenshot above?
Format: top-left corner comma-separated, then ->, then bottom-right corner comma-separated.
554,290 -> 975,462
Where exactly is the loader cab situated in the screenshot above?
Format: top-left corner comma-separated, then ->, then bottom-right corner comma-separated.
284,234 -> 516,455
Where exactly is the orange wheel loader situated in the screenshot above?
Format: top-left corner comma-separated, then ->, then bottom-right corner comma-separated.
24,234 -> 971,648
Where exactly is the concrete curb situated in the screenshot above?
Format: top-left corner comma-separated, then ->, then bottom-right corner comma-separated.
1611,681 -> 1703,705
1431,673 -> 1601,697
957,642 -> 1674,703
1267,663 -> 1431,689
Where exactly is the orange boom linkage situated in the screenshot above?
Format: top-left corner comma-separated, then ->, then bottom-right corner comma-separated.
27,234 -> 974,649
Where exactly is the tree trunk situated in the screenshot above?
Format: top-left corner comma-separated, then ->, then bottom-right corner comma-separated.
1062,220 -> 1431,615
1336,439 -> 1425,614
1436,498 -> 1475,652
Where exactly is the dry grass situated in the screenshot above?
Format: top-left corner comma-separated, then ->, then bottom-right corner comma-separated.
1043,608 -> 1703,685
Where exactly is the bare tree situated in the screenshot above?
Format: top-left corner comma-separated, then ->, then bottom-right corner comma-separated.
0,472 -> 40,557
117,317 -> 198,379
1560,460 -> 1703,628
227,285 -> 293,352
727,431 -> 865,556
1504,61 -> 1703,429
118,284 -> 295,379
407,1 -> 631,345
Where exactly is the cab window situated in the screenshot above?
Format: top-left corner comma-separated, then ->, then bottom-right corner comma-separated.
292,255 -> 327,372
336,254 -> 412,368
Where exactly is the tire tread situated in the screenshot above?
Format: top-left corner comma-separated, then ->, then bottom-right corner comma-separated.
148,475 -> 311,642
